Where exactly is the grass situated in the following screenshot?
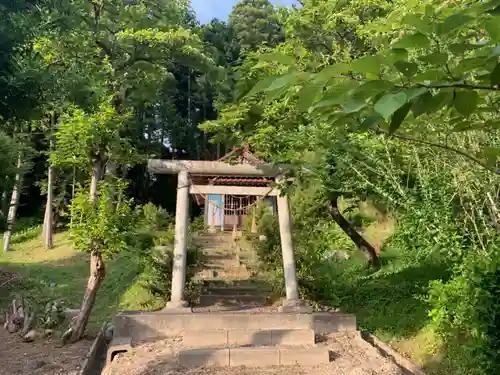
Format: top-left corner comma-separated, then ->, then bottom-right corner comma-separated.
330,201 -> 454,375
0,231 -> 158,335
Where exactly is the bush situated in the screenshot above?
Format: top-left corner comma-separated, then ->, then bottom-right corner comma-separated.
139,242 -> 203,303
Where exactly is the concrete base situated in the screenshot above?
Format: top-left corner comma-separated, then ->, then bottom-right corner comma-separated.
278,299 -> 313,313
112,311 -> 357,342
106,337 -> 132,365
163,300 -> 192,313
182,328 -> 315,348
178,346 -> 330,368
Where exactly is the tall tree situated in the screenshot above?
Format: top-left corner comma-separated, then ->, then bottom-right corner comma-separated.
228,0 -> 284,53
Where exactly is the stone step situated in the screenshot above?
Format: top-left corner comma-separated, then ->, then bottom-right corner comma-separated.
182,328 -> 315,347
202,287 -> 263,295
113,312 -> 357,341
178,346 -> 330,368
199,294 -> 268,306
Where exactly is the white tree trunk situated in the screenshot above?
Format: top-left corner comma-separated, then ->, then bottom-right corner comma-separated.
3,154 -> 23,252
43,164 -> 55,249
89,161 -> 104,202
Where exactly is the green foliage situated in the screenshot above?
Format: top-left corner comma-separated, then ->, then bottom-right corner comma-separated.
139,242 -> 203,302
69,180 -> 140,257
141,203 -> 173,232
228,0 -> 284,53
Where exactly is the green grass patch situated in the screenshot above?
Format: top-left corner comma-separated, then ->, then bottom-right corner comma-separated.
0,231 -> 158,334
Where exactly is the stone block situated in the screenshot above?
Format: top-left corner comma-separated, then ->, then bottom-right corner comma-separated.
271,329 -> 315,346
183,330 -> 228,347
178,348 -> 230,368
227,329 -> 272,346
229,347 -> 280,367
199,294 -> 267,306
279,347 -> 330,366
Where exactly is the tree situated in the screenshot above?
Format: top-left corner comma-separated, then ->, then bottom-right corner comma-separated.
246,0 -> 500,172
42,0 -> 217,342
228,0 -> 284,53
63,180 -> 139,342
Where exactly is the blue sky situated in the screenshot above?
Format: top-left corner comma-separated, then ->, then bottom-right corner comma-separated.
191,0 -> 299,24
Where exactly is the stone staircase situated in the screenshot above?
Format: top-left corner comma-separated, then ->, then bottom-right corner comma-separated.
106,232 -> 358,370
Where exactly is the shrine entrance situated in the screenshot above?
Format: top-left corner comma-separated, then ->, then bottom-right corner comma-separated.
147,146 -> 310,313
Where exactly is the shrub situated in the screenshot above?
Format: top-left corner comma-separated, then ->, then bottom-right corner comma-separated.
139,243 -> 203,302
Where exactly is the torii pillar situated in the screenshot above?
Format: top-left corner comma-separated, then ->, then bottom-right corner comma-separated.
148,159 -> 310,313
164,170 -> 191,311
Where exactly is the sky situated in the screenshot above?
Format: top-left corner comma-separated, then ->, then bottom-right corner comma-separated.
191,0 -> 299,24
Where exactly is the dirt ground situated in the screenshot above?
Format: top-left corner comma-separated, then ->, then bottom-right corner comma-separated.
0,328 -> 92,375
103,332 -> 405,375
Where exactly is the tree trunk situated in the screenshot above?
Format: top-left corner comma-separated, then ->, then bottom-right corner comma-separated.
89,159 -> 105,202
43,164 -> 55,249
65,250 -> 105,343
3,154 -> 23,252
328,196 -> 379,267
63,159 -> 107,344
1,177 -> 10,220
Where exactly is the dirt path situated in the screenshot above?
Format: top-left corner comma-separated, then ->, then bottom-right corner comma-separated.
0,328 -> 92,375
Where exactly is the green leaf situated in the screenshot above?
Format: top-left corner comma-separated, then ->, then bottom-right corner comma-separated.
437,13 -> 474,35
344,98 -> 368,114
411,92 -> 434,117
490,45 -> 500,57
449,43 -> 486,55
352,80 -> 395,100
389,102 -> 412,134
391,48 -> 409,62
432,91 -> 454,112
485,18 -> 500,42
244,76 -> 279,98
418,52 -> 448,65
455,58 -> 486,74
401,14 -> 433,34
392,33 -> 430,49
259,52 -> 296,66
413,69 -> 445,82
297,83 -> 323,112
404,87 -> 428,100
491,63 -> 500,86
313,63 -> 350,83
394,61 -> 418,77
374,92 -> 408,121
265,72 -> 303,92
454,90 -> 479,116
360,115 -> 382,130
350,55 -> 381,76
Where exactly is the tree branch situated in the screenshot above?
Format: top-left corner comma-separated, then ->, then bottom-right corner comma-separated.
375,128 -> 500,175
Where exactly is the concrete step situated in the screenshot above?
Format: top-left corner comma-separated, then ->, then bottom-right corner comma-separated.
202,286 -> 263,295
178,346 -> 330,368
182,328 -> 315,347
113,312 -> 357,342
199,294 -> 268,306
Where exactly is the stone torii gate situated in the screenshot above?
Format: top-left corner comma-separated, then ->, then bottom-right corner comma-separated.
148,158 -> 310,313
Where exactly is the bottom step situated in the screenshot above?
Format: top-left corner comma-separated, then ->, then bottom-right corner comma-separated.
178,346 -> 330,368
